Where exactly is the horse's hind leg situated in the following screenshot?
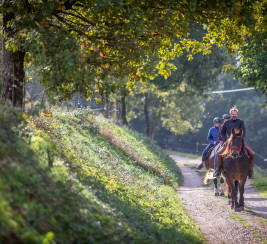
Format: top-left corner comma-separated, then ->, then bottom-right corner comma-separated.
219,177 -> 225,196
213,178 -> 219,196
225,179 -> 232,204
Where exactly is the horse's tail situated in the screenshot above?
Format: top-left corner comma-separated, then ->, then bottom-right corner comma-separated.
203,170 -> 214,184
204,174 -> 210,184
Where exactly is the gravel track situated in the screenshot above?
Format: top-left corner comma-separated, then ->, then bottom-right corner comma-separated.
172,155 -> 267,244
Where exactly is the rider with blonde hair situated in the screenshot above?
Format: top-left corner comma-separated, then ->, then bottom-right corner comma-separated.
214,107 -> 255,178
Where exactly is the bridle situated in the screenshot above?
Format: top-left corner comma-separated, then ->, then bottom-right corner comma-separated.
229,135 -> 243,158
230,136 -> 242,152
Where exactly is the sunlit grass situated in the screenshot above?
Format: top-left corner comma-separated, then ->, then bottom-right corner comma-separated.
0,106 -> 205,243
252,168 -> 267,197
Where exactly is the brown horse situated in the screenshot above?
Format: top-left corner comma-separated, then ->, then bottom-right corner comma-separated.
219,128 -> 250,211
204,144 -> 225,196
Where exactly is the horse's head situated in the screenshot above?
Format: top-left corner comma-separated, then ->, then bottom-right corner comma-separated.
229,128 -> 244,158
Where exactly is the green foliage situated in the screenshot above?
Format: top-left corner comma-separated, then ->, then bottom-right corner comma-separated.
126,24 -> 230,138
2,0 -> 265,101
0,105 -> 204,243
252,169 -> 267,197
31,131 -> 58,167
225,33 -> 267,95
222,1 -> 267,95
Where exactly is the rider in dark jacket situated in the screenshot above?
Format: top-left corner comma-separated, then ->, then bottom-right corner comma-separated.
214,108 -> 255,178
220,118 -> 246,142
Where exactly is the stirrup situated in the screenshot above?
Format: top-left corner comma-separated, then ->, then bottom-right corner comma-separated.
197,162 -> 204,170
213,169 -> 220,177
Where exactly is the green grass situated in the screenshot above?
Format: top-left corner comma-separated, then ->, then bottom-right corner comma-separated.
251,168 -> 267,197
0,105 -> 204,243
166,150 -> 201,160
230,212 -> 246,224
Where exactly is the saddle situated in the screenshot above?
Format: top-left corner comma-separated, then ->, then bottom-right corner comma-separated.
206,144 -> 221,161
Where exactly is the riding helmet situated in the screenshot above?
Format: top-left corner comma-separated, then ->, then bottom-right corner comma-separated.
222,114 -> 230,120
213,117 -> 221,123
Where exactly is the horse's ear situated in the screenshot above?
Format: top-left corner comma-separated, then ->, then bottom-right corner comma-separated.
239,128 -> 243,136
231,127 -> 235,135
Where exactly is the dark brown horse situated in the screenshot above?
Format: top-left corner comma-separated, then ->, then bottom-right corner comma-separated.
204,144 -> 225,196
219,128 -> 250,211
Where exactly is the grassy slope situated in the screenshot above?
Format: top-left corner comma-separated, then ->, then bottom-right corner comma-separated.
0,106 -> 204,243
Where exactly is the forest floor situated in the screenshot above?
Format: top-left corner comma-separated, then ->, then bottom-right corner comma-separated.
171,155 -> 267,244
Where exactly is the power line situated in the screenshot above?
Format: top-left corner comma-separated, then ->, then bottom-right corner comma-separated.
254,152 -> 267,162
207,87 -> 255,94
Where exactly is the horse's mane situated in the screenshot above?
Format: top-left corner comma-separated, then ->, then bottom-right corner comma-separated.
219,129 -> 244,158
219,134 -> 233,157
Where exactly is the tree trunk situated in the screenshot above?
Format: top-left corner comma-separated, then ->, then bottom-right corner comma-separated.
144,92 -> 150,137
104,96 -> 110,118
116,95 -> 121,122
120,94 -> 128,126
150,97 -> 162,140
115,89 -> 128,126
1,10 -> 25,108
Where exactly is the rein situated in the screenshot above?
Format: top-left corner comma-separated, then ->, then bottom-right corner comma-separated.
229,136 -> 244,158
229,136 -> 242,152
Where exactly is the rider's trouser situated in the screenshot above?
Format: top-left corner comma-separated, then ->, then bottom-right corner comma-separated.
244,142 -> 255,173
214,146 -> 224,170
215,144 -> 226,172
202,144 -> 214,162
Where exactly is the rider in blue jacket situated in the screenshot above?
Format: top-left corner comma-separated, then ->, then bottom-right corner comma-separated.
197,117 -> 221,170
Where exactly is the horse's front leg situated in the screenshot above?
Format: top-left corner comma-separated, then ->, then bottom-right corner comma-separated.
239,178 -> 247,210
213,178 -> 219,196
227,177 -> 239,210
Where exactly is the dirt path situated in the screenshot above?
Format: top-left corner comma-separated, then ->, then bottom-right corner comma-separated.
171,155 -> 267,244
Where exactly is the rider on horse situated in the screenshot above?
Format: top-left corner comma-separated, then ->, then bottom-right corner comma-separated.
197,117 -> 221,170
213,114 -> 230,172
213,107 -> 255,178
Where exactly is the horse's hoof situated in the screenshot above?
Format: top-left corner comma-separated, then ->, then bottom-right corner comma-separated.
234,207 -> 241,212
220,192 -> 225,196
238,204 -> 244,211
214,193 -> 219,196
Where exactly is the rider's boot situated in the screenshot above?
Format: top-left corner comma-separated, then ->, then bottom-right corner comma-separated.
213,167 -> 221,177
213,155 -> 222,177
197,161 -> 204,170
244,142 -> 255,179
248,170 -> 254,179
